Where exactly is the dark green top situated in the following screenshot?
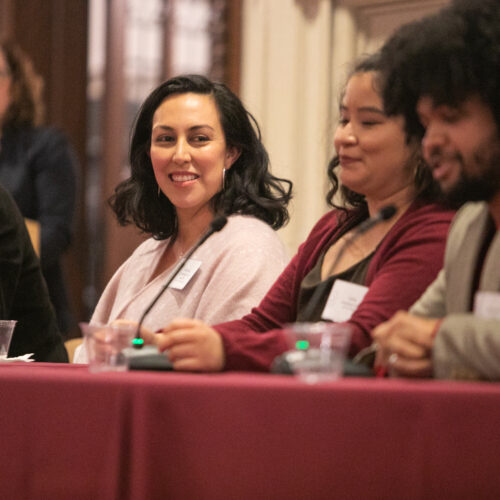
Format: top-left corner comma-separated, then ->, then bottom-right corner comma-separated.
296,247 -> 373,322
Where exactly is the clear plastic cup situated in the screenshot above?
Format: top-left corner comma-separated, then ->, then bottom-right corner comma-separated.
0,320 -> 17,359
80,322 -> 135,373
283,322 -> 351,383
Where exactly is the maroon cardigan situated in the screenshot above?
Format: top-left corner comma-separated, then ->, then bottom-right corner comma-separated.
215,200 -> 454,371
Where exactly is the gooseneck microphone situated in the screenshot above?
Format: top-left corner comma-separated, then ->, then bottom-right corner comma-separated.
132,215 -> 228,349
300,205 -> 396,321
329,205 -> 396,277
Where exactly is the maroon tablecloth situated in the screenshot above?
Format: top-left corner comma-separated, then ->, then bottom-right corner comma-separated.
0,363 -> 499,499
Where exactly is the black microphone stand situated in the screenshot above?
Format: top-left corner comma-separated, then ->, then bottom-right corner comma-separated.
132,215 -> 227,349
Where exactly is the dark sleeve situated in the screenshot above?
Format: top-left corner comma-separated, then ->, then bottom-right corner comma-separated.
31,128 -> 78,269
0,184 -> 68,362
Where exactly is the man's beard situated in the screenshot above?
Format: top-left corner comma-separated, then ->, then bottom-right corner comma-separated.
439,137 -> 500,209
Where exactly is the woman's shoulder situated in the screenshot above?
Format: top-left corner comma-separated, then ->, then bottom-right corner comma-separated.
384,201 -> 455,247
385,201 -> 455,239
215,214 -> 286,254
224,214 -> 280,238
305,209 -> 351,241
403,200 -> 456,223
125,236 -> 168,261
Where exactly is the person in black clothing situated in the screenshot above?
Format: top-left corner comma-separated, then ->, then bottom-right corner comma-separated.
0,182 -> 67,361
0,40 -> 78,338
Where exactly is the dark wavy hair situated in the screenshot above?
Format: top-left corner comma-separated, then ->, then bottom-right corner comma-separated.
379,0 -> 500,140
110,74 -> 293,239
0,40 -> 44,129
326,53 -> 438,212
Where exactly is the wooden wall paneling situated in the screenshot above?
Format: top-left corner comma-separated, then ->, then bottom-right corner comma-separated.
101,0 -> 126,288
224,0 -> 241,93
100,0 -> 146,289
0,0 -> 14,38
46,1 -> 89,334
161,0 -> 173,80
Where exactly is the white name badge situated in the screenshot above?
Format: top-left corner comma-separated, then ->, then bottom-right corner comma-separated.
474,291 -> 500,320
169,259 -> 202,290
321,279 -> 368,322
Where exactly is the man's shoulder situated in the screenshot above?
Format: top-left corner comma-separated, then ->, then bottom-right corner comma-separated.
449,202 -> 489,236
454,201 -> 488,221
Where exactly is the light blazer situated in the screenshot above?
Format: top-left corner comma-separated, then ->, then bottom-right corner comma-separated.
410,202 -> 500,380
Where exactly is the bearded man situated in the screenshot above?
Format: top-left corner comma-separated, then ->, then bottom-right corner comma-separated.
373,0 -> 500,380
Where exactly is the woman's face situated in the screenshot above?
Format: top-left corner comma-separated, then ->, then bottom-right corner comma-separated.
150,92 -> 239,220
334,71 -> 414,202
0,50 -> 12,125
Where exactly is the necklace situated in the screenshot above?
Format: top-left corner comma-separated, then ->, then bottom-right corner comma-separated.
169,239 -> 192,262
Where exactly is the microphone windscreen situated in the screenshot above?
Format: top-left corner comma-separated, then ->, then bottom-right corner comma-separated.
211,215 -> 228,232
379,205 -> 397,221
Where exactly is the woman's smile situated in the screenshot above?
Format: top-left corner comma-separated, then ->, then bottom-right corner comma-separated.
168,171 -> 200,185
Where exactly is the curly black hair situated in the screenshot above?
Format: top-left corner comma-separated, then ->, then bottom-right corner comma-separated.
379,0 -> 500,140
326,53 -> 438,212
110,74 -> 293,239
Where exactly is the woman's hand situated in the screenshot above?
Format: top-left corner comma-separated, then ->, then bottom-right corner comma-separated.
156,318 -> 225,372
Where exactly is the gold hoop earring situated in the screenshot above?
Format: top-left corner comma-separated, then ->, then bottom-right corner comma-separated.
221,168 -> 226,191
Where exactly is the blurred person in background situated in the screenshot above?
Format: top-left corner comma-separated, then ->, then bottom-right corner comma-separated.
0,40 -> 78,339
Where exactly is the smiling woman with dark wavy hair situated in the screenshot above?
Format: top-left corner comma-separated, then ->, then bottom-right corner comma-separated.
111,74 -> 292,239
74,74 -> 293,363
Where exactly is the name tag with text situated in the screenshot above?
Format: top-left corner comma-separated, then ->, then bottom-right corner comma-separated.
169,259 -> 202,290
321,279 -> 368,322
474,291 -> 500,320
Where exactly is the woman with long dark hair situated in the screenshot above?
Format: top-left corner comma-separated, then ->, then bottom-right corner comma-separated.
74,75 -> 292,363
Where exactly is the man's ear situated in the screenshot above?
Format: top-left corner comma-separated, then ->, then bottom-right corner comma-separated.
224,147 -> 241,169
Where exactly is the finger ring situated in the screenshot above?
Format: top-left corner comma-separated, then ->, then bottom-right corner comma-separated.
388,353 -> 398,365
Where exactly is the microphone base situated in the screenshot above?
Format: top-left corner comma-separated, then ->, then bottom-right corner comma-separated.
123,345 -> 173,371
270,351 -> 374,377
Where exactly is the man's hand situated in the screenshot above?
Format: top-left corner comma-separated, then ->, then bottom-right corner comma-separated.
373,311 -> 440,377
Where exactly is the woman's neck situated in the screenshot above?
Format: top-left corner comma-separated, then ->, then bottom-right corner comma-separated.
366,185 -> 416,222
174,208 -> 215,254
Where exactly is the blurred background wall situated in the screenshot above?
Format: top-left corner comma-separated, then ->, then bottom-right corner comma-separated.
0,0 -> 448,336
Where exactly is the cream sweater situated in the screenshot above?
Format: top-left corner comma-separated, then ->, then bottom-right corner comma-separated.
74,215 -> 288,362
